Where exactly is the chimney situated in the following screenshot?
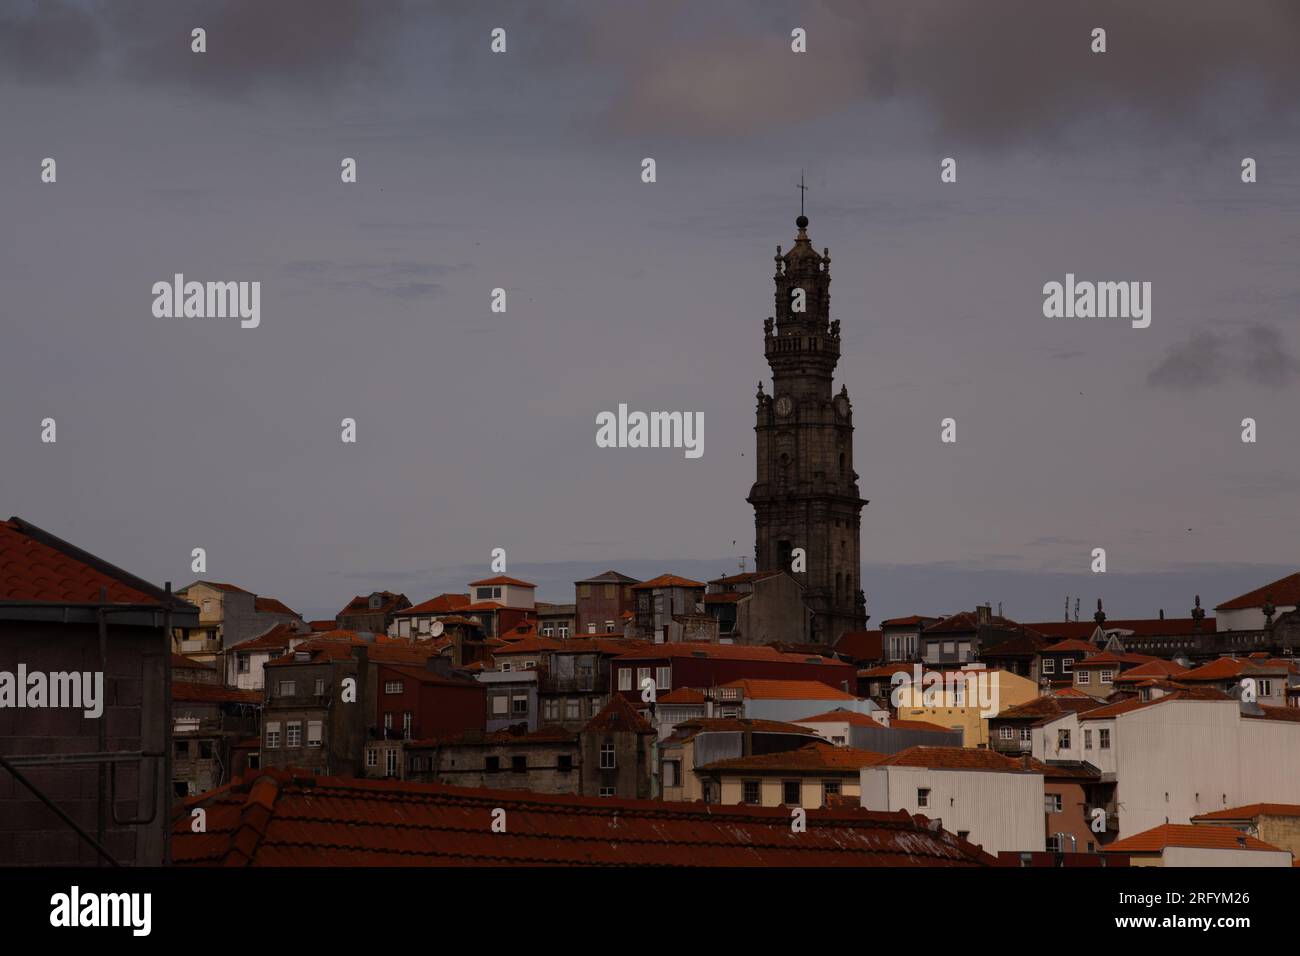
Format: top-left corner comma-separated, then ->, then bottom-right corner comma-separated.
976,604 -> 992,626
1021,753 -> 1031,770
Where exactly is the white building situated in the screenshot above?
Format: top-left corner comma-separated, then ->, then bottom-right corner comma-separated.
859,747 -> 1045,855
1215,571 -> 1300,632
1080,695 -> 1300,838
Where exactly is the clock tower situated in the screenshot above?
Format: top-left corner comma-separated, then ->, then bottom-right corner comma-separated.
747,211 -> 867,643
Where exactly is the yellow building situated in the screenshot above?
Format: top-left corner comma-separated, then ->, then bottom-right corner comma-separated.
694,740 -> 882,808
893,668 -> 1038,747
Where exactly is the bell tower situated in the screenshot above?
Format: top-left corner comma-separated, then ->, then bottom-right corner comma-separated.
747,206 -> 867,643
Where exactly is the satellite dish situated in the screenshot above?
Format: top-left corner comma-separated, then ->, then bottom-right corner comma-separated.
430,621 -> 445,638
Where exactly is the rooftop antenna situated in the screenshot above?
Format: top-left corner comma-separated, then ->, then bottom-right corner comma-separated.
1074,598 -> 1080,622
1065,595 -> 1070,622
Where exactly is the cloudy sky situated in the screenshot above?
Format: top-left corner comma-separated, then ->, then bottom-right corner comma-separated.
3,0 -> 1299,622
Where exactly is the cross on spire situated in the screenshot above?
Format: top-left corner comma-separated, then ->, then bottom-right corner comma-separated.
797,170 -> 808,218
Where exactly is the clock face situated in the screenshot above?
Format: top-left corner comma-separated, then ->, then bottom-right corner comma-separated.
774,395 -> 793,417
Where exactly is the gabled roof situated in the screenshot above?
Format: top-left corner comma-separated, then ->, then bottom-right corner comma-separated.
1101,824 -> 1285,854
613,642 -> 850,666
1111,659 -> 1188,683
923,611 -> 1041,637
666,717 -> 818,742
254,596 -> 299,617
337,591 -> 409,618
1079,689 -> 1229,721
1192,803 -> 1300,822
1216,571 -> 1300,610
468,576 -> 536,588
993,696 -> 1104,724
266,634 -> 438,667
396,593 -> 471,616
708,570 -> 782,586
1,516 -> 193,609
889,719 -> 958,734
699,741 -> 885,773
658,687 -> 707,705
1073,651 -> 1155,667
583,693 -> 654,735
173,769 -> 996,867
183,581 -> 250,595
632,573 -> 705,590
574,570 -> 640,585
172,654 -> 214,670
1041,638 -> 1098,654
880,615 -> 936,627
874,746 -> 1047,772
722,678 -> 856,701
835,630 -> 883,662
1176,657 -> 1287,682
230,622 -> 299,653
796,709 -> 883,727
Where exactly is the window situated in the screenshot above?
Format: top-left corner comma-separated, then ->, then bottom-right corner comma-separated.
1042,658 -> 1055,674
942,641 -> 955,656
1046,834 -> 1061,852
742,780 -> 761,805
822,779 -> 840,801
599,787 -> 615,797
957,641 -> 971,662
600,740 -> 616,769
265,722 -> 281,749
1020,727 -> 1032,742
403,712 -> 413,739
1057,729 -> 1071,749
198,740 -> 213,760
541,623 -> 553,636
565,699 -> 580,721
366,748 -> 377,767
286,722 -> 302,748
656,666 -> 671,690
314,678 -> 325,696
558,754 -> 573,773
476,586 -> 502,600
782,780 -> 801,806
605,620 -> 615,633
1046,793 -> 1062,813
957,830 -> 970,841
500,662 -> 513,672
558,624 -> 570,639
579,584 -> 592,598
237,655 -> 250,674
307,720 -> 322,747
491,696 -> 508,716
831,735 -> 846,745
1099,728 -> 1111,750
618,668 -> 632,691
511,755 -> 526,773
1099,670 -> 1114,684
277,680 -> 295,697
383,713 -> 393,730
1061,658 -> 1073,674
1077,671 -> 1090,685
1084,729 -> 1092,749
917,788 -> 931,808
663,760 -> 681,788
410,757 -> 422,773
511,695 -> 528,716
637,667 -> 651,689
485,756 -> 500,773
999,726 -> 1013,740
384,680 -> 403,694
543,699 -> 559,720
385,749 -> 398,777
174,740 -> 189,760
1259,679 -> 1274,697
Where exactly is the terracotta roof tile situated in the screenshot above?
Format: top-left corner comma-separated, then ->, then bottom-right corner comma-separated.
172,770 -> 996,867
1216,572 -> 1300,611
171,681 -> 261,705
467,576 -> 536,588
1102,824 -> 1285,854
699,741 -> 885,773
796,709 -> 884,727
632,573 -> 705,590
0,517 -> 176,605
254,596 -> 298,617
1192,803 -> 1300,821
658,687 -> 708,705
875,747 -> 1045,772
722,678 -> 857,701
397,593 -> 471,616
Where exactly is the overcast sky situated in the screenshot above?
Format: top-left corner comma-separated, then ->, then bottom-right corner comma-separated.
3,0 -> 1299,621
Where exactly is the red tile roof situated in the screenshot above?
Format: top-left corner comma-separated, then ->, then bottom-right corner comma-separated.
699,741 -> 886,773
875,747 -> 1045,772
722,678 -> 857,701
632,573 -> 705,590
889,719 -> 958,734
1041,638 -> 1098,654
1027,618 -> 1217,638
1192,803 -> 1300,822
337,592 -> 409,618
266,634 -> 438,667
229,623 -> 299,653
924,612 -> 1043,637
396,593 -> 471,616
172,654 -> 214,670
171,681 -> 261,705
186,581 -> 250,594
467,576 -> 536,588
173,769 -> 996,867
666,718 -> 818,741
615,642 -> 850,666
708,570 -> 782,586
658,688 -> 707,705
1112,660 -> 1189,683
1216,572 -> 1300,610
1102,824 -> 1284,854
583,693 -> 654,734
835,630 -> 883,662
254,596 -> 299,617
0,517 -> 173,605
880,615 -> 934,627
1079,689 -> 1229,721
1177,657 -> 1287,682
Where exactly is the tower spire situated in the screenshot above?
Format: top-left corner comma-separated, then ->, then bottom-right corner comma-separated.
798,170 -> 809,219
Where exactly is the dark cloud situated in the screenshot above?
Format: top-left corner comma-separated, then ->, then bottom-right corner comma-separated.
1148,324 -> 1300,389
0,0 -> 101,82
282,259 -> 461,298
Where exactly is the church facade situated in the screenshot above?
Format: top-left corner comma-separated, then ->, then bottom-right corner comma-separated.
747,213 -> 867,644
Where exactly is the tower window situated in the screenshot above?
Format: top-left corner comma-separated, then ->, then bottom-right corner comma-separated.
778,540 -> 793,573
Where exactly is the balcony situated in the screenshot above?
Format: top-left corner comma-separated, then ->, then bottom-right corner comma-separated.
991,735 -> 1033,754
